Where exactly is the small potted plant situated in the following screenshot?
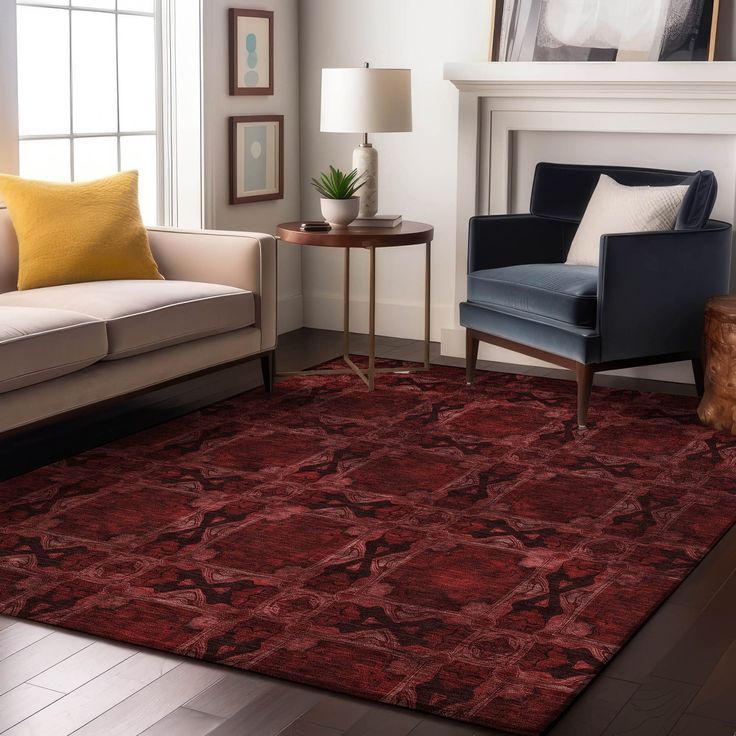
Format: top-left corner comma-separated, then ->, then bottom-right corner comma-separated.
311,166 -> 367,229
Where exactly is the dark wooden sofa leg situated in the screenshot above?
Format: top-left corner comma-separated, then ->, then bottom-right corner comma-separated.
576,363 -> 595,429
466,331 -> 479,385
261,351 -> 275,393
692,357 -> 705,397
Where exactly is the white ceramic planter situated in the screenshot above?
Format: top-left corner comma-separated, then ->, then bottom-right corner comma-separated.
320,197 -> 360,229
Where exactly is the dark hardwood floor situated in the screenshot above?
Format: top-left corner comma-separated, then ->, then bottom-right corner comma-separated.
0,328 -> 735,736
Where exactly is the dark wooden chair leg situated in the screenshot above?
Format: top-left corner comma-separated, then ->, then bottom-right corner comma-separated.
261,351 -> 275,393
576,363 -> 595,429
466,331 -> 479,385
692,357 -> 705,397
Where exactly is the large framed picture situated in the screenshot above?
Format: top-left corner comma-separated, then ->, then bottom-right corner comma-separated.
229,8 -> 274,96
490,0 -> 720,62
229,115 -> 284,205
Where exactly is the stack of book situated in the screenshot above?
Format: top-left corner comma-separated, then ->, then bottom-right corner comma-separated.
350,215 -> 402,228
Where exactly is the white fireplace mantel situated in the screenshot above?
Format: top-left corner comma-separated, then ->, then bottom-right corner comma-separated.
441,61 -> 736,383
445,61 -> 736,97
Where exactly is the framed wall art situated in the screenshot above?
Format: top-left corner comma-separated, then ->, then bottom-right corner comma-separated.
229,115 -> 284,205
229,8 -> 274,95
490,0 -> 720,62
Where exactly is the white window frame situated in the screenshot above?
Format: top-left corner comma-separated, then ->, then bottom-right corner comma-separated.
16,0 -> 164,225
159,0 -> 204,229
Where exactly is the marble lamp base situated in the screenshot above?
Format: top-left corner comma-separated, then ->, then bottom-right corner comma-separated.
353,143 -> 378,219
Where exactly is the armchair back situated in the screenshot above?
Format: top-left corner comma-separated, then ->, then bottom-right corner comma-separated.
530,162 -> 711,225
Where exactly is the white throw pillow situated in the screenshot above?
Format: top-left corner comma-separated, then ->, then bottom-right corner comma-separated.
565,175 -> 689,267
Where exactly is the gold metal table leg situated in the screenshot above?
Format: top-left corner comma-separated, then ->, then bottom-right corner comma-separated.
277,239 -> 431,388
425,240 -> 431,370
368,245 -> 376,391
343,247 -> 350,359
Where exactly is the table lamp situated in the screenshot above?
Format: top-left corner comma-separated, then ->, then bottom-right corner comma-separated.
320,64 -> 412,221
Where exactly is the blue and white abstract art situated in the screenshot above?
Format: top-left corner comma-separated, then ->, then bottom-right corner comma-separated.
230,9 -> 272,95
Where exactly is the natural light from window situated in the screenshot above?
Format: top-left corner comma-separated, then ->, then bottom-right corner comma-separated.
15,0 -> 159,224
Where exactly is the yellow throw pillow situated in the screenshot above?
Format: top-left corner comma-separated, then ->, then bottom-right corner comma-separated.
0,171 -> 163,290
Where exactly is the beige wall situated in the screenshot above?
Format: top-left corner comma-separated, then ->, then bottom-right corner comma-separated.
0,0 -> 18,175
202,0 -> 302,333
298,0 -> 492,341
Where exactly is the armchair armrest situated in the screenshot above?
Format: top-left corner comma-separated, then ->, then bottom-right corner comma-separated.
598,220 -> 732,362
146,226 -> 276,353
468,214 -> 571,273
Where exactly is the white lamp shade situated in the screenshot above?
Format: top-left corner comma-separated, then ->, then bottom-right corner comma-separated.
320,68 -> 412,134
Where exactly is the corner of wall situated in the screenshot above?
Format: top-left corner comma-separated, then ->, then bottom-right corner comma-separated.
201,0 -> 304,334
0,1 -> 19,175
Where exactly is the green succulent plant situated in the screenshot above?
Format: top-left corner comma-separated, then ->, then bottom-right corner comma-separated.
311,166 -> 367,200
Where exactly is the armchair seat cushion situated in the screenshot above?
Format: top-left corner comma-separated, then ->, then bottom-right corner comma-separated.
468,264 -> 599,328
0,280 -> 255,360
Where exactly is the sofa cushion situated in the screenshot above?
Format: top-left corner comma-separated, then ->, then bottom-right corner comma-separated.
0,306 -> 108,393
0,171 -> 162,290
0,280 -> 255,360
468,264 -> 599,328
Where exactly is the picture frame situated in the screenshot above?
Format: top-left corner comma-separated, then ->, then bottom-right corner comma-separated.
229,8 -> 274,96
488,0 -> 505,63
489,0 -> 720,62
229,115 -> 284,205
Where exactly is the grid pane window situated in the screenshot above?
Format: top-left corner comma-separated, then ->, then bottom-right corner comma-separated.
19,139 -> 71,181
18,0 -> 69,6
117,0 -> 153,13
120,134 -> 157,224
16,1 -> 161,224
71,10 -> 118,134
73,136 -> 118,181
16,6 -> 70,136
117,14 -> 156,133
77,0 -> 116,9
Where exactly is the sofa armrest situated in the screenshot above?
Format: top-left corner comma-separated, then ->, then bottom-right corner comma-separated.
147,226 -> 277,353
598,220 -> 733,362
468,214 -> 571,273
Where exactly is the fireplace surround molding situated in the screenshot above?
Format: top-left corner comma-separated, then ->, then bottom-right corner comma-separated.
442,61 -> 736,382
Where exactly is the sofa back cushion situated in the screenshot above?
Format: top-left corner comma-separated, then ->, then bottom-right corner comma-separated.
0,208 -> 19,294
530,162 -> 714,228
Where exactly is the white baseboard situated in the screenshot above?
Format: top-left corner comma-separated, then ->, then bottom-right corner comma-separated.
440,327 -> 695,384
277,294 -> 304,335
441,327 -> 554,368
303,293 -> 454,342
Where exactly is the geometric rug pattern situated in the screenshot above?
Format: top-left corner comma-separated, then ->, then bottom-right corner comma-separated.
1,362 -> 735,734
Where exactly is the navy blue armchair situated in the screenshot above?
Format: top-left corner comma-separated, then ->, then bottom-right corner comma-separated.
461,162 -> 733,427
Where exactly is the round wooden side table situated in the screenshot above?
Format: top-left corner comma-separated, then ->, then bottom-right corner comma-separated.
276,221 -> 434,390
698,295 -> 736,433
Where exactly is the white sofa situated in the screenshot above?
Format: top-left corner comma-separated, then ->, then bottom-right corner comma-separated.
0,208 -> 276,434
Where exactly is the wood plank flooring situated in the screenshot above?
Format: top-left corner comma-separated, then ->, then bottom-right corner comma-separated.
1,328 -> 735,735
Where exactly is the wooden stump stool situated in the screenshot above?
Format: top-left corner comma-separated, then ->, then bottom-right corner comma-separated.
698,296 -> 736,433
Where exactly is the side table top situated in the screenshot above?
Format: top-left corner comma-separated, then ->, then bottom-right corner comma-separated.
277,221 -> 434,248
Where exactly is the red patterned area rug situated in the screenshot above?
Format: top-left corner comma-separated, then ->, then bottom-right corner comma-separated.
2,362 -> 736,734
